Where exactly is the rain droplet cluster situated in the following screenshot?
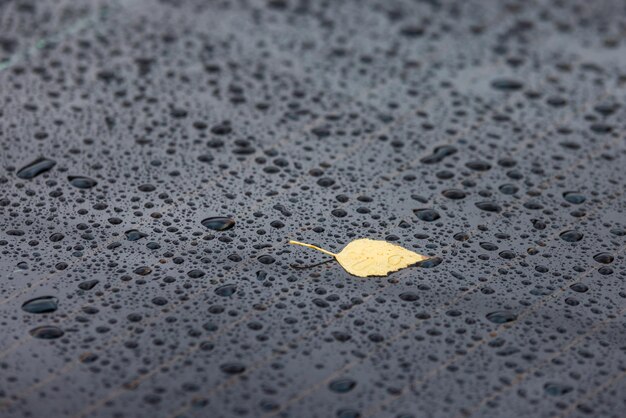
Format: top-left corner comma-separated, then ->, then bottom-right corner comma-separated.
0,0 -> 625,417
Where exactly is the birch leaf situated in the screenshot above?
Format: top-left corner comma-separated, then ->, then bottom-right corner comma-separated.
288,238 -> 429,277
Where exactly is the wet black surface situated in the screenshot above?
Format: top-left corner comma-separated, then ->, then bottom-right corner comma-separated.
1,0 -> 626,417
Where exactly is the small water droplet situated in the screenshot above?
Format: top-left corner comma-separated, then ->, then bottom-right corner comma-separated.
420,145 -> 457,164
441,189 -> 466,200
486,311 -> 517,324
328,378 -> 357,393
125,229 -> 148,241
416,257 -> 442,268
593,252 -> 614,264
413,208 -> 440,221
570,283 -> 589,293
68,175 -> 98,189
215,284 -> 237,297
544,382 -> 573,396
491,78 -> 524,91
220,362 -> 246,374
78,280 -> 100,291
562,191 -> 586,204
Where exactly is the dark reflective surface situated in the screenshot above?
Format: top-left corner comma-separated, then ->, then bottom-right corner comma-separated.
0,0 -> 625,417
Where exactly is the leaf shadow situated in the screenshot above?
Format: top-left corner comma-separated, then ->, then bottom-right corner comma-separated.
290,259 -> 334,270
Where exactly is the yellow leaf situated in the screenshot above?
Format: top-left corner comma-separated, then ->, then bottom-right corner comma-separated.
288,239 -> 429,277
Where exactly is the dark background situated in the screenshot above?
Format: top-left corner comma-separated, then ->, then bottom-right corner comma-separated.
0,0 -> 625,417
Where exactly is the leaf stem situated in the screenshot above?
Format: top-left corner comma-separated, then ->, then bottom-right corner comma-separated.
288,240 -> 336,257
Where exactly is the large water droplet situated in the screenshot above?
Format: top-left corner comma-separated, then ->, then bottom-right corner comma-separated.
21,296 -> 59,314
29,325 -> 64,339
201,217 -> 235,231
560,230 -> 583,242
593,252 -> 614,264
16,157 -> 56,179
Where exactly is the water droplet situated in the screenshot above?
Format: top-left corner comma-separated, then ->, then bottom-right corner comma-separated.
465,160 -> 491,171
187,269 -> 206,279
544,382 -> 573,396
499,250 -> 515,259
29,325 -> 64,339
138,184 -> 156,192
441,189 -> 466,200
499,184 -> 518,195
416,257 -> 442,268
201,217 -> 235,231
475,201 -> 502,213
420,145 -> 457,164
562,191 -> 586,204
49,233 -> 65,242
21,296 -> 58,314
453,232 -> 470,241
220,362 -> 246,374
570,283 -> 589,293
68,176 -> 97,189
491,78 -> 523,91
16,157 -> 56,179
317,177 -> 336,187
258,255 -> 275,264
215,284 -> 237,297
486,311 -> 517,324
480,242 -> 499,251
559,230 -> 583,242
336,409 -> 361,418
328,378 -> 357,393
593,252 -> 614,264
399,292 -> 418,302
125,229 -> 148,241
413,208 -> 440,221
